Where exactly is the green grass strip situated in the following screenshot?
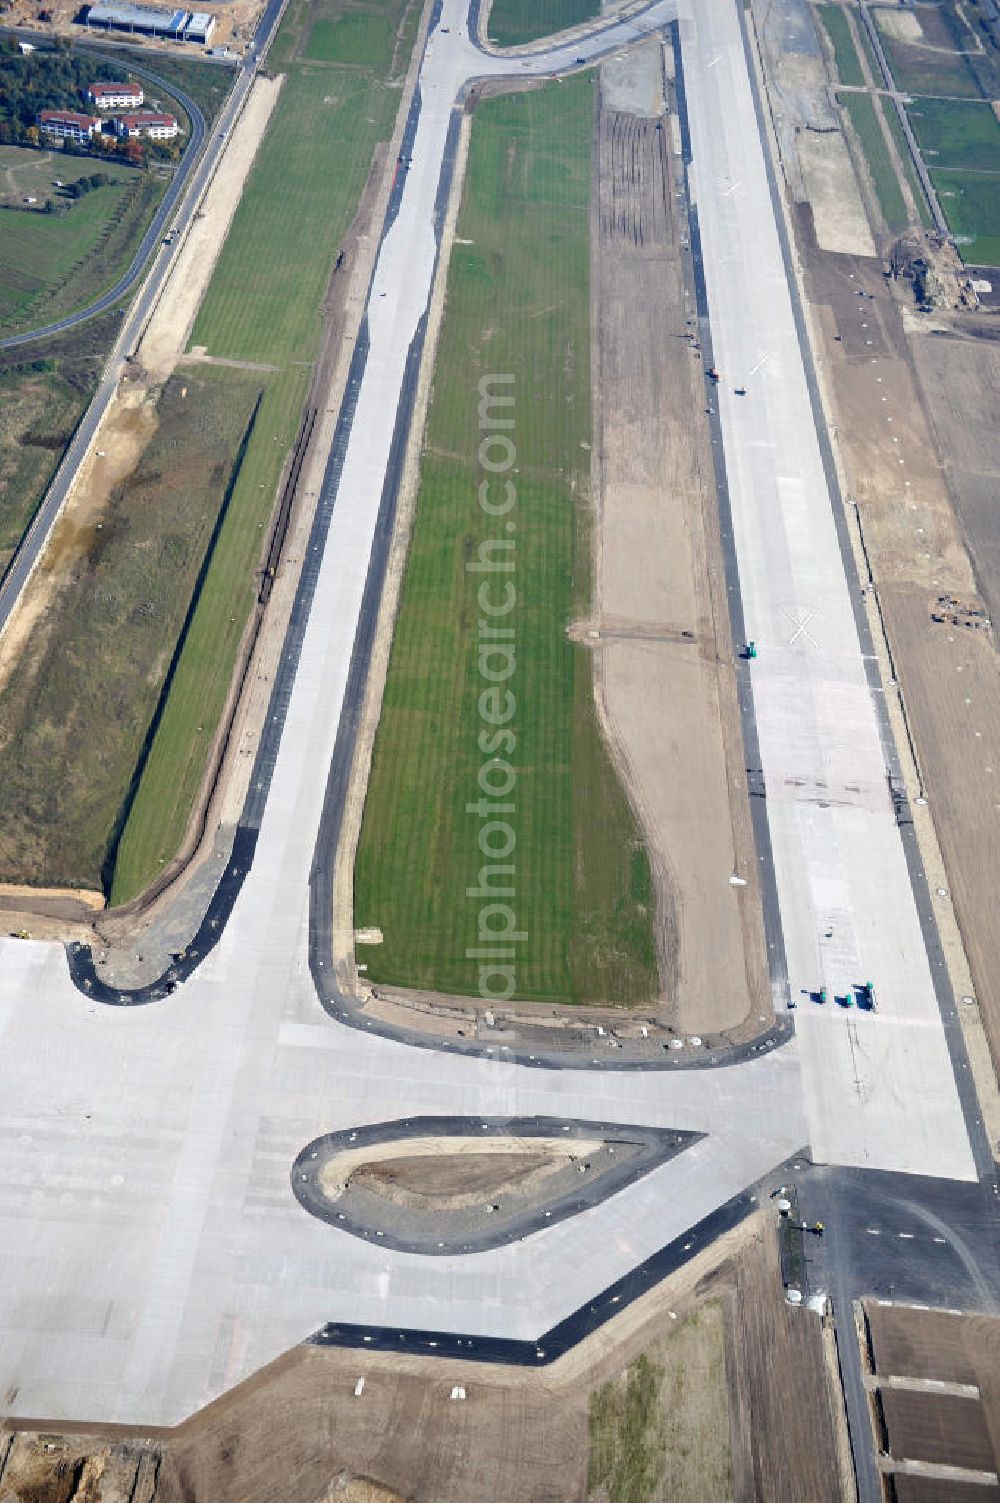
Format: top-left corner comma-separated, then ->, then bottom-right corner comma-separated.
111,366 -> 308,903
817,5 -> 864,88
487,0 -> 599,47
354,77 -> 657,1006
929,167 -> 1000,265
882,100 -> 931,228
840,90 -> 908,234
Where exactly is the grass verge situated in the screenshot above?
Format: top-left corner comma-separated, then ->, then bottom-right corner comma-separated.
587,1303 -> 733,1503
882,101 -> 931,228
840,90 -> 907,234
108,0 -> 419,897
817,4 -> 864,88
110,366 -> 308,901
486,0 -> 599,47
907,97 -> 1000,175
354,77 -> 657,1005
0,158 -> 164,331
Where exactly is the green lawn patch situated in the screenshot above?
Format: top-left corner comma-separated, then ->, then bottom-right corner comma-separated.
817,5 -> 864,87
189,66 -> 400,364
487,0 -> 599,47
0,160 -> 163,331
305,13 -> 395,64
907,97 -> 1000,173
840,90 -> 908,233
882,100 -> 931,226
354,77 -> 657,1006
930,168 -> 1000,265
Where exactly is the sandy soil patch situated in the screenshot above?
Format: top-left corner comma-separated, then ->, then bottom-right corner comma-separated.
139,73 -> 282,383
592,95 -> 769,1035
876,10 -> 924,43
797,128 -> 877,257
318,1135 -> 600,1202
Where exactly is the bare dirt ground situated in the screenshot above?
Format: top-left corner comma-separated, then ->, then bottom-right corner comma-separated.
795,127 -> 876,258
861,1302 -> 1000,1492
318,1134 -> 599,1201
0,1213 -> 852,1503
591,49 -> 770,1035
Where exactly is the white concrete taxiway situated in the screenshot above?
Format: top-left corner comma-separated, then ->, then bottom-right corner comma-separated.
0,0 -> 976,1427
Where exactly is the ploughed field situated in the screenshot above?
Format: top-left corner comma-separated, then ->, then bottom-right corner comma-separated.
354,77 -> 658,1006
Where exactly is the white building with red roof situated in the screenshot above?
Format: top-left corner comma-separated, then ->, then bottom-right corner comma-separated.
114,111 -> 179,141
38,109 -> 100,142
85,81 -> 144,109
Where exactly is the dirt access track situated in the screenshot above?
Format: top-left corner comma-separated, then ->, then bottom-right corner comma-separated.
0,1214 -> 852,1503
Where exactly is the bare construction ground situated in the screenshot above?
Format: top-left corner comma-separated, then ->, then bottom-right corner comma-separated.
0,1215 -> 850,1503
592,43 -> 769,1035
861,1302 -> 1000,1494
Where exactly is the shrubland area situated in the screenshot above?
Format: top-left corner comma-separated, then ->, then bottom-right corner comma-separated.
0,0 -> 421,900
354,77 -> 658,1006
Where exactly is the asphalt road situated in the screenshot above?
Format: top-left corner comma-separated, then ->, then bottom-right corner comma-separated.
0,0 -> 287,638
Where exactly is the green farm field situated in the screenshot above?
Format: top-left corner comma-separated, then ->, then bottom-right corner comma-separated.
354,77 -> 657,1006
486,0 -> 599,47
817,5 -> 864,88
0,151 -> 164,332
839,90 -> 908,234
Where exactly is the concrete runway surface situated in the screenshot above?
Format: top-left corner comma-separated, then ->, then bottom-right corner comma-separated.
0,0 -> 982,1427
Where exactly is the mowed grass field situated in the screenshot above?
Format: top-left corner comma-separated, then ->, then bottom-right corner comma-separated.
190,25 -> 405,362
354,78 -> 658,1006
0,151 -> 163,332
110,0 -> 417,899
486,0 -> 599,46
906,101 -> 1000,263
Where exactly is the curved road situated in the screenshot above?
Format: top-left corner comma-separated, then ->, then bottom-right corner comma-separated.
0,47 -> 208,352
0,0 -> 286,634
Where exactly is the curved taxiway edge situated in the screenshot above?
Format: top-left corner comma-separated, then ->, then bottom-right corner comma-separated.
63,8 -> 798,1074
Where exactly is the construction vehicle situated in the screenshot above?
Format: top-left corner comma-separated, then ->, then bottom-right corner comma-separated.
862,981 -> 877,1012
818,985 -> 828,1005
745,640 -> 757,660
734,385 -> 747,396
708,366 -> 720,382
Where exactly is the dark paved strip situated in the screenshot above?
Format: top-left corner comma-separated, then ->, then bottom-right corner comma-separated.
309,1171 -> 765,1365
